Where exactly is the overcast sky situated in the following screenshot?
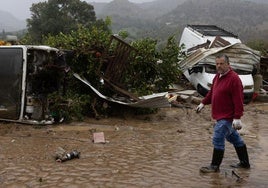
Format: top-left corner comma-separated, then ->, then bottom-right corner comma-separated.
0,0 -> 155,20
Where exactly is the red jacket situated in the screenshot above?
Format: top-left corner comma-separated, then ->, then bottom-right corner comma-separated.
202,69 -> 244,121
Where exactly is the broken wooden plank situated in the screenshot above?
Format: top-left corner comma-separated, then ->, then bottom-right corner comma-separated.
176,90 -> 198,96
177,94 -> 191,103
101,76 -> 139,101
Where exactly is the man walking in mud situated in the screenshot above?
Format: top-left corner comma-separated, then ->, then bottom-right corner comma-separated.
196,54 -> 250,173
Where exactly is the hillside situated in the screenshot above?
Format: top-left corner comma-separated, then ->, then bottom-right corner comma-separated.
93,0 -> 268,43
1,0 -> 268,44
0,10 -> 26,32
138,0 -> 187,19
159,0 -> 268,42
100,0 -> 143,18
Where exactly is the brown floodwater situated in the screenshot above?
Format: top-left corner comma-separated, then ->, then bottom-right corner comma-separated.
0,102 -> 268,187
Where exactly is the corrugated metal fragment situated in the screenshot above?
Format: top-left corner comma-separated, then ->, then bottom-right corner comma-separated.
178,43 -> 260,72
74,73 -> 171,108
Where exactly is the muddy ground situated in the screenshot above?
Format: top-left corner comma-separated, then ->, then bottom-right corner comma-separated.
0,102 -> 268,188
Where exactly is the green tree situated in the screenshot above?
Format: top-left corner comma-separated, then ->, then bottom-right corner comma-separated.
44,26 -> 112,119
124,36 -> 183,95
155,36 -> 183,91
26,0 -> 101,43
125,38 -> 159,95
45,25 -> 111,89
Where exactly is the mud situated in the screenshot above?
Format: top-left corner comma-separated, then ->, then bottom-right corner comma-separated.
0,102 -> 268,187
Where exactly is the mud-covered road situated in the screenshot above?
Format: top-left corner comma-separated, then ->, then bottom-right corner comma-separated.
0,102 -> 268,188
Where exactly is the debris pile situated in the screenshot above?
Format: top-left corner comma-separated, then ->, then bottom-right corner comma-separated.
166,89 -> 202,108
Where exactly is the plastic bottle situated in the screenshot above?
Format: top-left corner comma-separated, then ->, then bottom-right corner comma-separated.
59,150 -> 80,162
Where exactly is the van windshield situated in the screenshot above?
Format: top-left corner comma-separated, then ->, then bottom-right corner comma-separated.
233,69 -> 252,75
204,64 -> 217,74
204,64 -> 252,75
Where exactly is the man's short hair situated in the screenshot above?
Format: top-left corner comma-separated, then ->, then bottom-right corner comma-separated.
216,54 -> 229,64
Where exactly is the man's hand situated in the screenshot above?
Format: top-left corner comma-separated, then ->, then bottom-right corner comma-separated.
196,103 -> 204,113
232,119 -> 242,130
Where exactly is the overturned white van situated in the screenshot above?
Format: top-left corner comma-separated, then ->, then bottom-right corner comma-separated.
178,25 -> 260,103
0,45 -> 68,124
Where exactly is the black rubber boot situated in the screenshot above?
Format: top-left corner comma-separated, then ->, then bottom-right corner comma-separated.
200,148 -> 224,173
230,144 -> 250,169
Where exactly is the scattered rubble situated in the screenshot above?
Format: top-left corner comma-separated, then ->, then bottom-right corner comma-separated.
166,89 -> 202,108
